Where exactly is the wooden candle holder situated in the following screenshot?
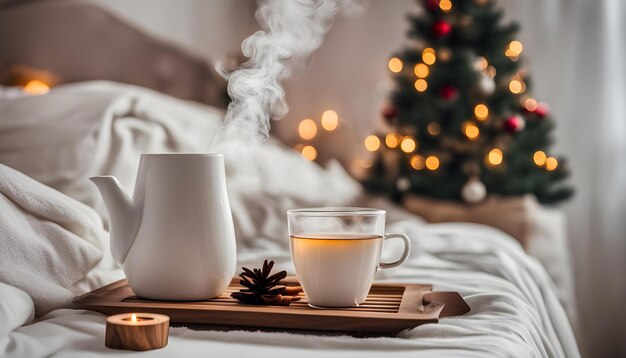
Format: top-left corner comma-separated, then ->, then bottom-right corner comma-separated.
105,313 -> 169,351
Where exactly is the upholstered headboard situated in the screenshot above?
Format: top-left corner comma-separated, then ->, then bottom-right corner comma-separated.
0,0 -> 230,107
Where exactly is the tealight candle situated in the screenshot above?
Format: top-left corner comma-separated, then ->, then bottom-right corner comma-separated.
105,313 -> 169,351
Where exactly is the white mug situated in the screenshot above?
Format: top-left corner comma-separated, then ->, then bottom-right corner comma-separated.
287,208 -> 411,308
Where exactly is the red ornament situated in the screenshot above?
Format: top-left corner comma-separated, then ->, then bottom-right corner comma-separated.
432,20 -> 452,38
439,84 -> 459,101
504,115 -> 525,133
381,103 -> 398,124
535,103 -> 549,117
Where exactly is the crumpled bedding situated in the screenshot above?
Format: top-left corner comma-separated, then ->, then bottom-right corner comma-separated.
0,81 -> 360,248
0,164 -> 107,315
0,82 -> 580,357
0,222 -> 580,358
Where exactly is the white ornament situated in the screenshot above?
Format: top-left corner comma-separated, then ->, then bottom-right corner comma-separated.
472,56 -> 485,71
461,177 -> 487,203
478,74 -> 496,95
396,177 -> 411,192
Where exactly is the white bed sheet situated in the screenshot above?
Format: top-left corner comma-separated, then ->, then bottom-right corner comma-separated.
2,222 -> 579,358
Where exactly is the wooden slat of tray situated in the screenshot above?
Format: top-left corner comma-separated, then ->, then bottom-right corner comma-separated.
73,278 -> 469,334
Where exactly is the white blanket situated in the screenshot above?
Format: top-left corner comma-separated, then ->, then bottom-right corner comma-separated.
0,164 -> 106,314
0,223 -> 579,358
0,82 -> 580,357
0,81 -> 360,247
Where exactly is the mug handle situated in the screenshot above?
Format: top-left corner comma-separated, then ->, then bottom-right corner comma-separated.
379,233 -> 411,269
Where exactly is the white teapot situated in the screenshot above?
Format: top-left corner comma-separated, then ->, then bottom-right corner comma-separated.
91,153 -> 237,300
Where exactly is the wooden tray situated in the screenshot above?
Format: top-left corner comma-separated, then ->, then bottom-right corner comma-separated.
73,278 -> 470,335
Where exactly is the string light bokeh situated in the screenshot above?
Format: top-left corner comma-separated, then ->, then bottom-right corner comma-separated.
414,79 -> 428,92
298,119 -> 317,140
385,133 -> 400,148
400,136 -> 417,153
487,148 -> 503,166
464,122 -> 480,140
425,156 -> 440,171
321,110 -> 339,131
414,63 -> 429,78
410,154 -> 425,170
534,150 -> 547,166
291,33 -> 562,188
23,80 -> 50,95
365,135 -> 381,152
388,57 -> 403,73
294,109 -> 343,161
422,48 -> 436,65
474,104 -> 489,121
301,145 -> 317,161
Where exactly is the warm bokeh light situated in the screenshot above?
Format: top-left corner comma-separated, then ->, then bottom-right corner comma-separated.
439,0 -> 452,12
414,63 -> 429,78
385,133 -> 401,148
439,48 -> 452,62
414,79 -> 428,92
388,57 -> 403,73
476,56 -> 489,71
474,104 -> 489,120
425,156 -> 440,170
486,66 -> 497,78
533,150 -> 547,166
546,157 -> 558,171
508,40 -> 524,55
364,135 -> 381,152
427,121 -> 441,136
321,110 -> 339,131
410,154 -> 425,170
505,49 -> 519,60
509,79 -> 525,94
400,136 -> 417,153
487,148 -> 503,166
298,119 -> 317,140
23,80 -> 50,95
301,145 -> 318,161
505,41 -> 522,61
524,98 -> 538,111
131,314 -> 138,323
422,48 -> 436,65
464,122 -> 480,140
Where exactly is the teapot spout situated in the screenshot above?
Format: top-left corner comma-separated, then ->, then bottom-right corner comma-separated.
90,176 -> 141,265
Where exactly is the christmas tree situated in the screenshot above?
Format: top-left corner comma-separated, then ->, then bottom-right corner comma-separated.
363,0 -> 573,204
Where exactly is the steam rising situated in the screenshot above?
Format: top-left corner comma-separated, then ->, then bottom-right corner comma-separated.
216,0 -> 361,146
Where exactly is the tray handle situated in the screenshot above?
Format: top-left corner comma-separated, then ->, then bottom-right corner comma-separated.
423,291 -> 471,318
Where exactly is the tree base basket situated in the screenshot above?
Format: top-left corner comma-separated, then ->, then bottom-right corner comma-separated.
402,193 -> 577,320
403,194 -> 552,248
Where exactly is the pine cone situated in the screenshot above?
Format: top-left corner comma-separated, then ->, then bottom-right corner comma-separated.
239,260 -> 287,295
231,260 -> 298,305
230,291 -> 265,305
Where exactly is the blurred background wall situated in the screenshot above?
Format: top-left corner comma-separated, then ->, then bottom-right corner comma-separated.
41,0 -> 626,356
89,0 -> 257,62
